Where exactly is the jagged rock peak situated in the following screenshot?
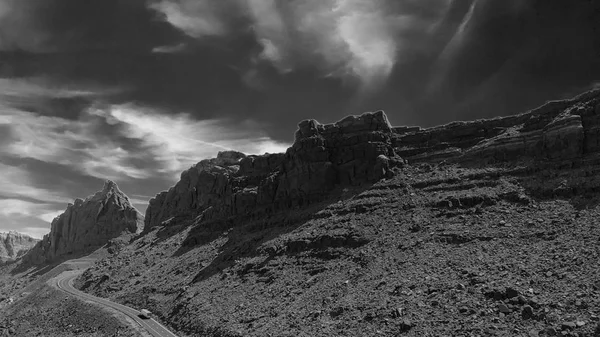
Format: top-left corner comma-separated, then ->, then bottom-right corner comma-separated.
102,179 -> 119,193
23,180 -> 144,264
85,180 -> 129,204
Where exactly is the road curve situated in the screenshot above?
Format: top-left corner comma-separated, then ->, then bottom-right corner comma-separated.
53,270 -> 178,337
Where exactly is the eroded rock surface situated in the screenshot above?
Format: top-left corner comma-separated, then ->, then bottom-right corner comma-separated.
0,231 -> 39,262
144,111 -> 402,230
24,181 -> 143,264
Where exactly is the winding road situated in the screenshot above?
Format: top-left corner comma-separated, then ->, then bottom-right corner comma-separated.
52,269 -> 178,337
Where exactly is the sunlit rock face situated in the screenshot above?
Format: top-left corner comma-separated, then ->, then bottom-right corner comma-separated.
144,89 -> 600,232
0,231 -> 39,262
24,181 -> 144,264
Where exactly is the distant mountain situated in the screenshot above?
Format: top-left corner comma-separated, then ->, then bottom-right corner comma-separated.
23,180 -> 144,264
0,231 -> 39,262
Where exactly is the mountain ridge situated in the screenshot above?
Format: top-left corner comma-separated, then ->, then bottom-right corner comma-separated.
143,89 -> 600,233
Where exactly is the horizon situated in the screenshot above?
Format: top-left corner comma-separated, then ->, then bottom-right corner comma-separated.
1,0 -> 599,239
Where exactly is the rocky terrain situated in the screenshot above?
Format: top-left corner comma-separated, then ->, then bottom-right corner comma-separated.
0,232 -> 38,263
1,281 -> 140,337
68,89 -> 600,336
23,180 -> 144,265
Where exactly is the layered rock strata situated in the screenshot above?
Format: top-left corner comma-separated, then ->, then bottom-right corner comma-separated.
394,90 -> 600,164
145,90 -> 600,232
0,231 -> 39,262
25,181 -> 144,264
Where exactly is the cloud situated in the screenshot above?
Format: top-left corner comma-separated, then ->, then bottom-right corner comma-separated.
0,198 -> 63,238
152,43 -> 187,54
0,78 -> 290,182
0,0 -> 181,53
0,163 -> 71,204
150,0 -> 452,86
148,0 -> 231,38
93,103 -> 290,177
38,210 -> 63,223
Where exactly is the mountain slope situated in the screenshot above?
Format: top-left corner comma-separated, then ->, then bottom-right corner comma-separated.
75,90 -> 600,336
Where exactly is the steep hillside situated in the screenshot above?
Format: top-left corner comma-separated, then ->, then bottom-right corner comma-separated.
0,232 -> 39,262
24,180 -> 144,265
76,90 -> 600,337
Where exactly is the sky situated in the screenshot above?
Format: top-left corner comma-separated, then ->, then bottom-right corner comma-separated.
0,0 -> 599,238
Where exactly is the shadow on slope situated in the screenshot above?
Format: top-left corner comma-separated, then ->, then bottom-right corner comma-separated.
167,184 -> 376,285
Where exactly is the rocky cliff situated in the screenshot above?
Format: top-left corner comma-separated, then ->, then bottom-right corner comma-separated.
145,90 -> 600,232
24,180 -> 144,264
0,231 -> 39,262
144,111 -> 402,230
393,90 -> 600,164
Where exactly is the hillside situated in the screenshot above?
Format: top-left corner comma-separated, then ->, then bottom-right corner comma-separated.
72,90 -> 600,336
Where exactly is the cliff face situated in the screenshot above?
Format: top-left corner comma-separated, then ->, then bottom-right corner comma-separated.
393,90 -> 600,164
25,181 -> 144,264
144,111 -> 402,230
145,90 -> 600,232
0,231 -> 39,262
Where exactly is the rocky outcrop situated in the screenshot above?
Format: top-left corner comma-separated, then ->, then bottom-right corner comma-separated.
144,111 -> 403,230
0,231 -> 39,262
394,90 -> 600,164
144,90 -> 600,232
24,181 -> 144,264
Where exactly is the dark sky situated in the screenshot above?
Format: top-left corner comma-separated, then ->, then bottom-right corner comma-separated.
0,0 -> 599,238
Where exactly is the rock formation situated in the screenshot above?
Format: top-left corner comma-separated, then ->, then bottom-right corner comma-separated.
144,111 -> 402,230
393,90 -> 600,164
24,180 -> 144,264
144,89 -> 600,233
0,231 -> 39,262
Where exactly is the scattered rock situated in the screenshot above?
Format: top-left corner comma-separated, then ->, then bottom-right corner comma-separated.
399,319 -> 413,333
498,304 -> 511,314
560,322 -> 577,331
522,305 -> 534,319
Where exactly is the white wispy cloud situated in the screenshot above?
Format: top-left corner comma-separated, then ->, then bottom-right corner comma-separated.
95,103 -> 290,177
0,198 -> 62,238
0,79 -> 289,182
0,163 -> 71,204
148,0 -> 230,38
